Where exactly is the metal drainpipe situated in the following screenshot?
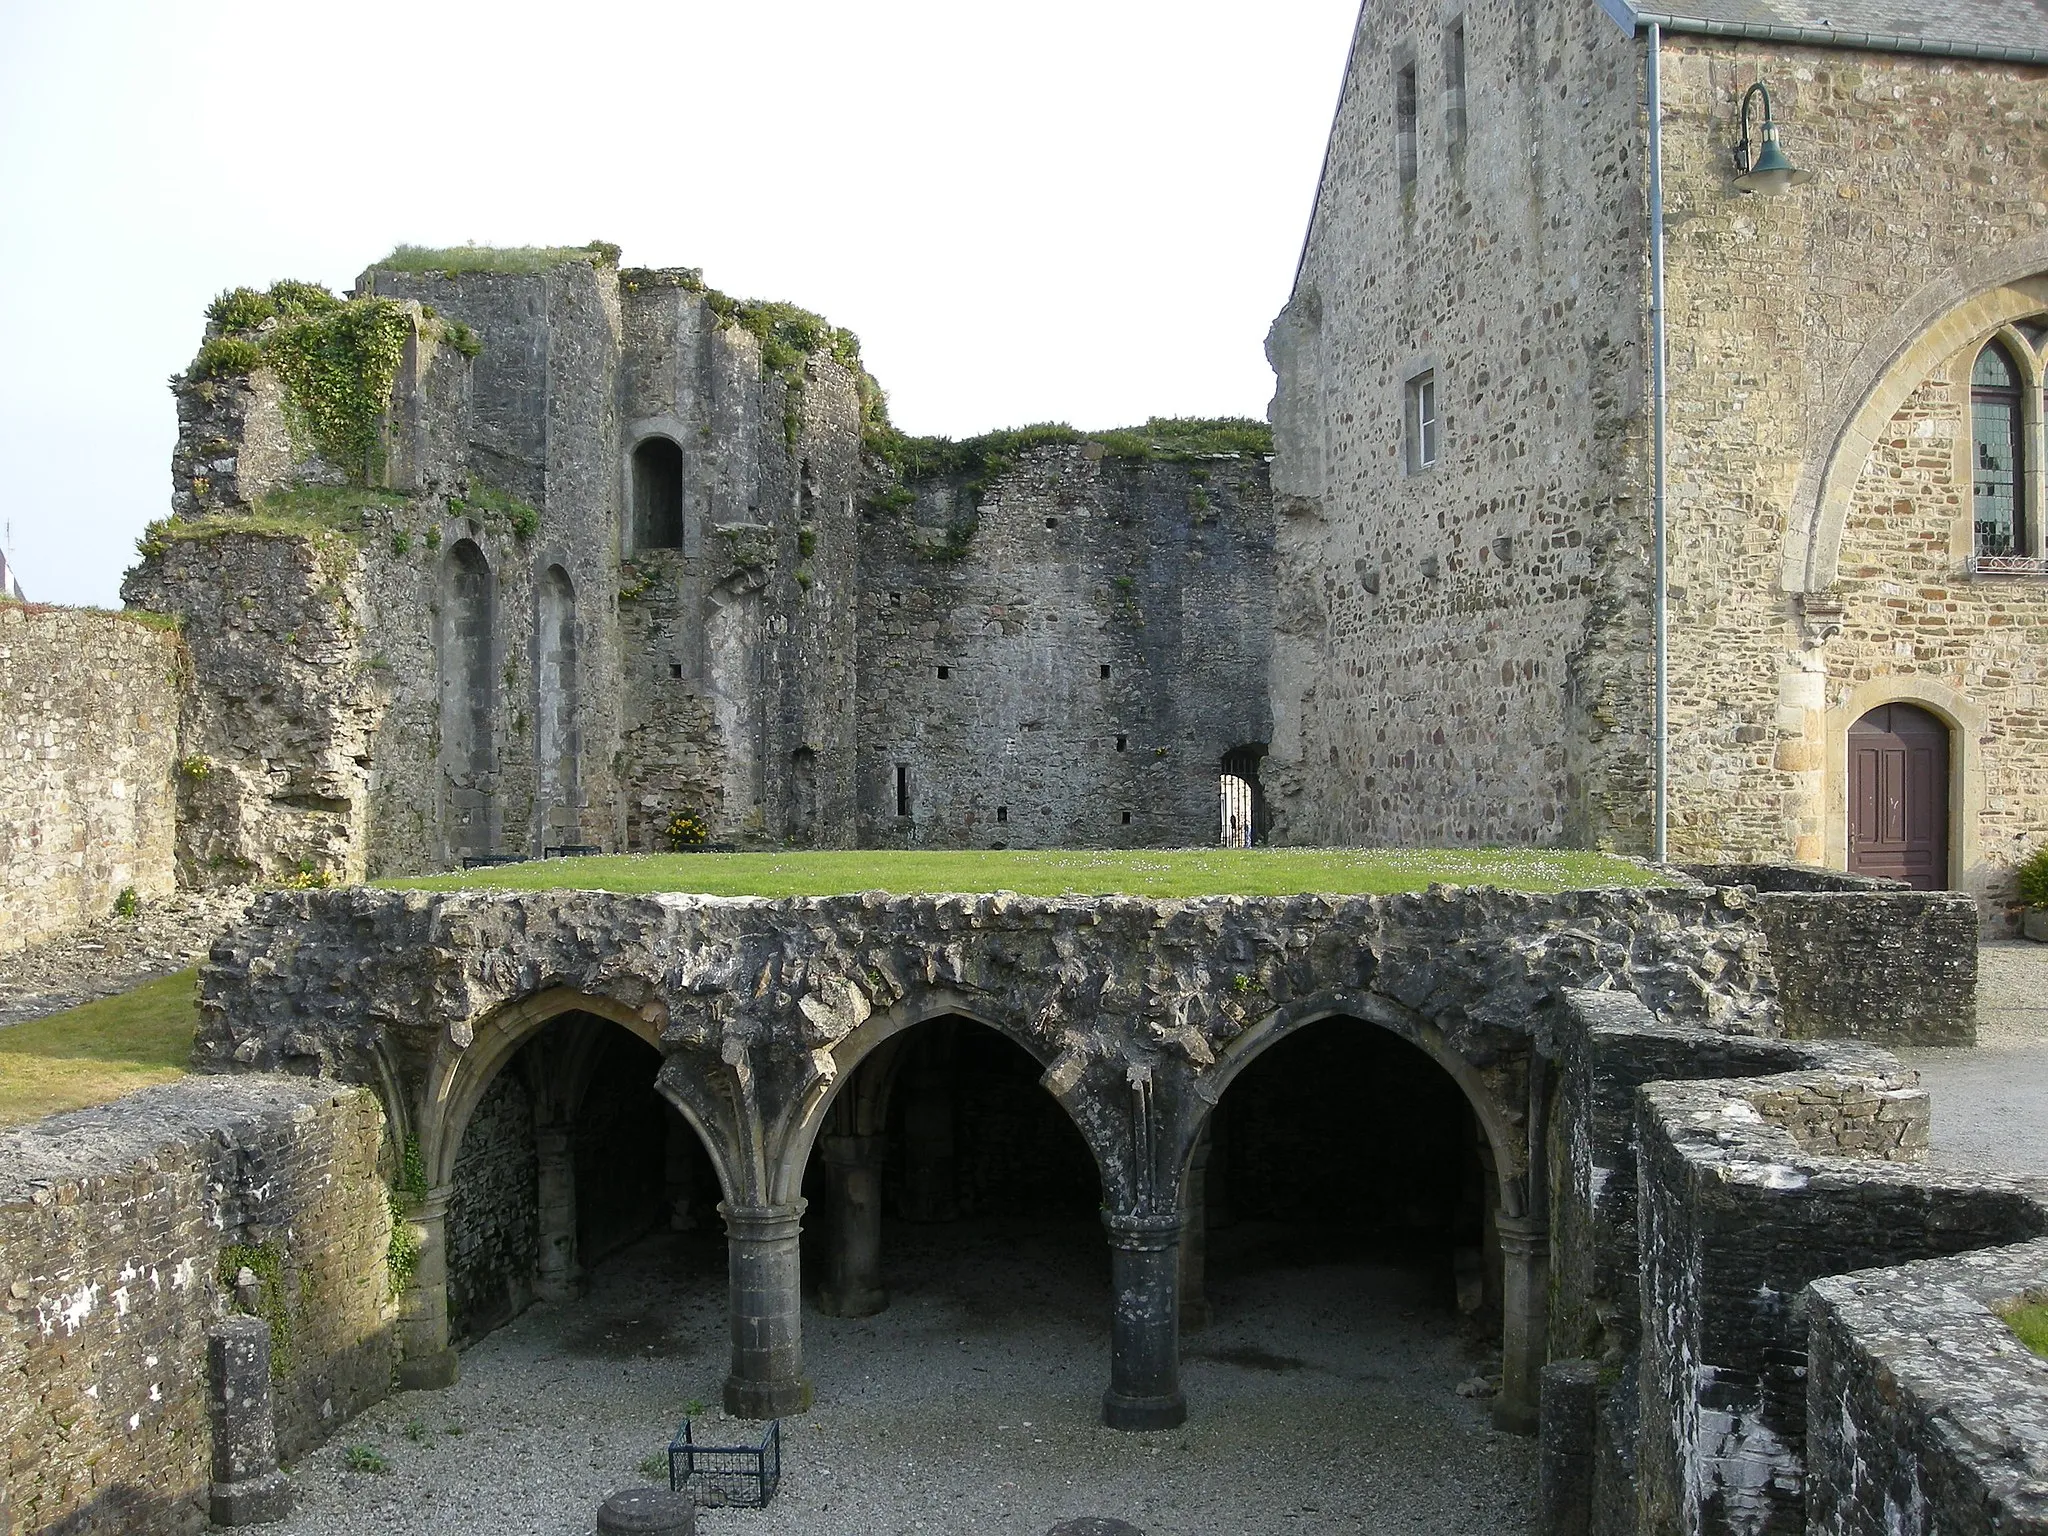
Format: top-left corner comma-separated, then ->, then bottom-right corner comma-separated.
1647,22 -> 1670,863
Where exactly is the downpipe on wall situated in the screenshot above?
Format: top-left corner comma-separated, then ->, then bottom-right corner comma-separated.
1648,22 -> 1670,862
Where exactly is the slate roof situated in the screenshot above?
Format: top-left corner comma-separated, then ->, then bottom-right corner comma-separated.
1603,0 -> 2048,60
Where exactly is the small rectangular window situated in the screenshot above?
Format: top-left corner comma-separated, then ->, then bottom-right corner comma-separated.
1395,62 -> 1419,188
1116,734 -> 1128,752
1100,664 -> 1111,679
1406,371 -> 1439,472
669,663 -> 683,679
895,764 -> 910,818
997,805 -> 1008,823
937,665 -> 950,679
1122,811 -> 1132,825
1445,21 -> 1467,149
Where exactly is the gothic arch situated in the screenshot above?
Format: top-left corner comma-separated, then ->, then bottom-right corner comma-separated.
1785,257 -> 2048,593
1189,989 -> 1527,1220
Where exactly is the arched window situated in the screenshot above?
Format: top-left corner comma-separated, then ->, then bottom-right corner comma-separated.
1971,341 -> 2024,558
632,437 -> 684,550
537,565 -> 578,837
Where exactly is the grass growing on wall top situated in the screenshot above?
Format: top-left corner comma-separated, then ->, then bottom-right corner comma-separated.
0,970 -> 198,1127
375,241 -> 622,275
387,847 -> 1665,900
2001,1297 -> 2048,1359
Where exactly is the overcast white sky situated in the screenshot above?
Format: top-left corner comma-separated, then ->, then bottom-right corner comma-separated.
0,0 -> 1358,607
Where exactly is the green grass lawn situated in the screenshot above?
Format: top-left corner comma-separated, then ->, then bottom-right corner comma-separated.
0,970 -> 199,1128
2002,1298 -> 2048,1360
387,846 -> 1663,900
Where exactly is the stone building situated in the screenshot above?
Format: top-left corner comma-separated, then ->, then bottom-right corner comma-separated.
119,252 -> 1273,883
1264,0 -> 2048,918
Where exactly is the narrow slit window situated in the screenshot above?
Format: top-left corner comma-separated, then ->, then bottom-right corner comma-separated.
1445,21 -> 1467,149
1116,734 -> 1128,752
1396,62 -> 1419,188
1406,371 -> 1439,473
996,806 -> 1008,823
895,764 -> 910,818
1972,341 -> 2024,558
1100,664 -> 1111,679
1122,811 -> 1132,825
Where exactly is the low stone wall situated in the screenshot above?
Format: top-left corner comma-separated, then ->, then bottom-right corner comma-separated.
0,603 -> 181,955
1806,1239 -> 2048,1535
0,1077 -> 394,1536
1633,1073 -> 2045,1536
1680,864 -> 1978,1045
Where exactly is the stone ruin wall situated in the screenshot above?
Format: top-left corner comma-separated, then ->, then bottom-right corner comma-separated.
0,1078 -> 394,1536
857,444 -> 1274,848
0,604 -> 181,953
1264,0 -> 1655,854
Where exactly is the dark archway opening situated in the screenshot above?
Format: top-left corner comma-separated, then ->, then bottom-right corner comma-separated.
1194,1019 -> 1497,1385
800,1017 -> 1105,1359
443,1012 -> 720,1348
633,437 -> 685,550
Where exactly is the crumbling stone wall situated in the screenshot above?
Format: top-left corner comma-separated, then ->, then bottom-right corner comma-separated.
0,1077 -> 393,1536
857,446 -> 1273,848
445,1069 -> 538,1343
1633,1073 -> 2045,1535
1806,1238 -> 2048,1535
0,604 -> 180,953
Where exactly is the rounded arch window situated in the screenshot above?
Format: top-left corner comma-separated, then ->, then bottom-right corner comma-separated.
1970,339 -> 2024,558
632,437 -> 684,550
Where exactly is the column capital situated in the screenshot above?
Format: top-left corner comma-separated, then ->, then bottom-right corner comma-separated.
1494,1212 -> 1550,1257
1101,1210 -> 1184,1251
719,1200 -> 807,1243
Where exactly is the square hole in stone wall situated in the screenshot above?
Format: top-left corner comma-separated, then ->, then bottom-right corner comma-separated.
937,665 -> 950,679
1122,811 -> 1132,824
1116,735 -> 1127,752
1100,664 -> 1111,678
889,592 -> 902,605
997,806 -> 1008,823
669,664 -> 683,679
1046,517 -> 1059,529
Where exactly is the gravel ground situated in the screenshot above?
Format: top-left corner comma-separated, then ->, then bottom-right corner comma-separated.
0,888 -> 256,1028
271,1219 -> 1532,1536
1898,938 -> 2048,1179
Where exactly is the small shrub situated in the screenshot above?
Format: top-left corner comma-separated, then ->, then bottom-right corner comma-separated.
443,320 -> 482,359
2016,843 -> 2048,909
191,337 -> 261,380
638,1451 -> 670,1480
281,858 -> 330,891
113,888 -> 141,918
207,286 -> 276,333
404,1418 -> 429,1443
665,811 -> 710,850
179,755 -> 212,781
343,1445 -> 389,1474
1997,1294 -> 2048,1359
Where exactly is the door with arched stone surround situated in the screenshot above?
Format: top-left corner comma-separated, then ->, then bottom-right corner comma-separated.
1848,702 -> 1950,889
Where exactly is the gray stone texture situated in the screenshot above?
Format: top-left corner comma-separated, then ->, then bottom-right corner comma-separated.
0,604 -> 180,954
857,446 -> 1272,848
596,1485 -> 696,1535
1806,1238 -> 2048,1536
207,1316 -> 293,1526
1632,1073 -> 2046,1535
1539,1358 -> 1600,1536
0,1077 -> 393,1535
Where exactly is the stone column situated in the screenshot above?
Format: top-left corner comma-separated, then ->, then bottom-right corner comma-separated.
816,1133 -> 888,1318
396,1188 -> 459,1390
1101,1211 -> 1186,1431
1537,1360 -> 1599,1536
1178,1125 -> 1212,1332
721,1201 -> 814,1418
1494,1213 -> 1550,1434
208,1315 -> 293,1525
534,1124 -> 581,1302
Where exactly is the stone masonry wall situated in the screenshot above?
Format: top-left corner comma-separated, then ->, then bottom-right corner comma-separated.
1633,1074 -> 2046,1536
857,446 -> 1273,848
1646,40 -> 2048,899
1754,890 -> 1979,1046
445,1068 -> 537,1344
0,1078 -> 393,1536
1264,0 -> 1654,851
0,604 -> 180,954
1806,1238 -> 2048,1535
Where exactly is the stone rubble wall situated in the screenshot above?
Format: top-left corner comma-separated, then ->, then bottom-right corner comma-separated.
1806,1238 -> 2048,1535
0,604 -> 182,955
445,1068 -> 538,1343
857,446 -> 1274,848
1632,1073 -> 2046,1536
0,1077 -> 394,1536
1679,866 -> 1980,1045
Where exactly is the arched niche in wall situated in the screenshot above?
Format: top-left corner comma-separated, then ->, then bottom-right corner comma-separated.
537,564 -> 580,841
439,538 -> 496,857
632,436 -> 685,551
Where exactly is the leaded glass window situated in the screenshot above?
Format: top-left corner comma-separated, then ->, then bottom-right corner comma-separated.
1971,341 -> 2022,557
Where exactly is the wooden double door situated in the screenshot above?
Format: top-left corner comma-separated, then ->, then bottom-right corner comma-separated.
1847,703 -> 1950,890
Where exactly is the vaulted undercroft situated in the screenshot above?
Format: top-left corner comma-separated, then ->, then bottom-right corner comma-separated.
196,880 -> 1774,1434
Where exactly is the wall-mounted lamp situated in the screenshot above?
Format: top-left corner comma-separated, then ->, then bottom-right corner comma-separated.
1731,82 -> 1814,195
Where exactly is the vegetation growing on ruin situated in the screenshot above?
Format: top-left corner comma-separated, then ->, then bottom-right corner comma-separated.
447,479 -> 540,540
0,969 -> 198,1127
388,847 -> 1666,901
219,1240 -> 296,1377
376,241 -> 622,275
136,484 -> 409,562
2001,1296 -> 2048,1359
386,1135 -> 430,1287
